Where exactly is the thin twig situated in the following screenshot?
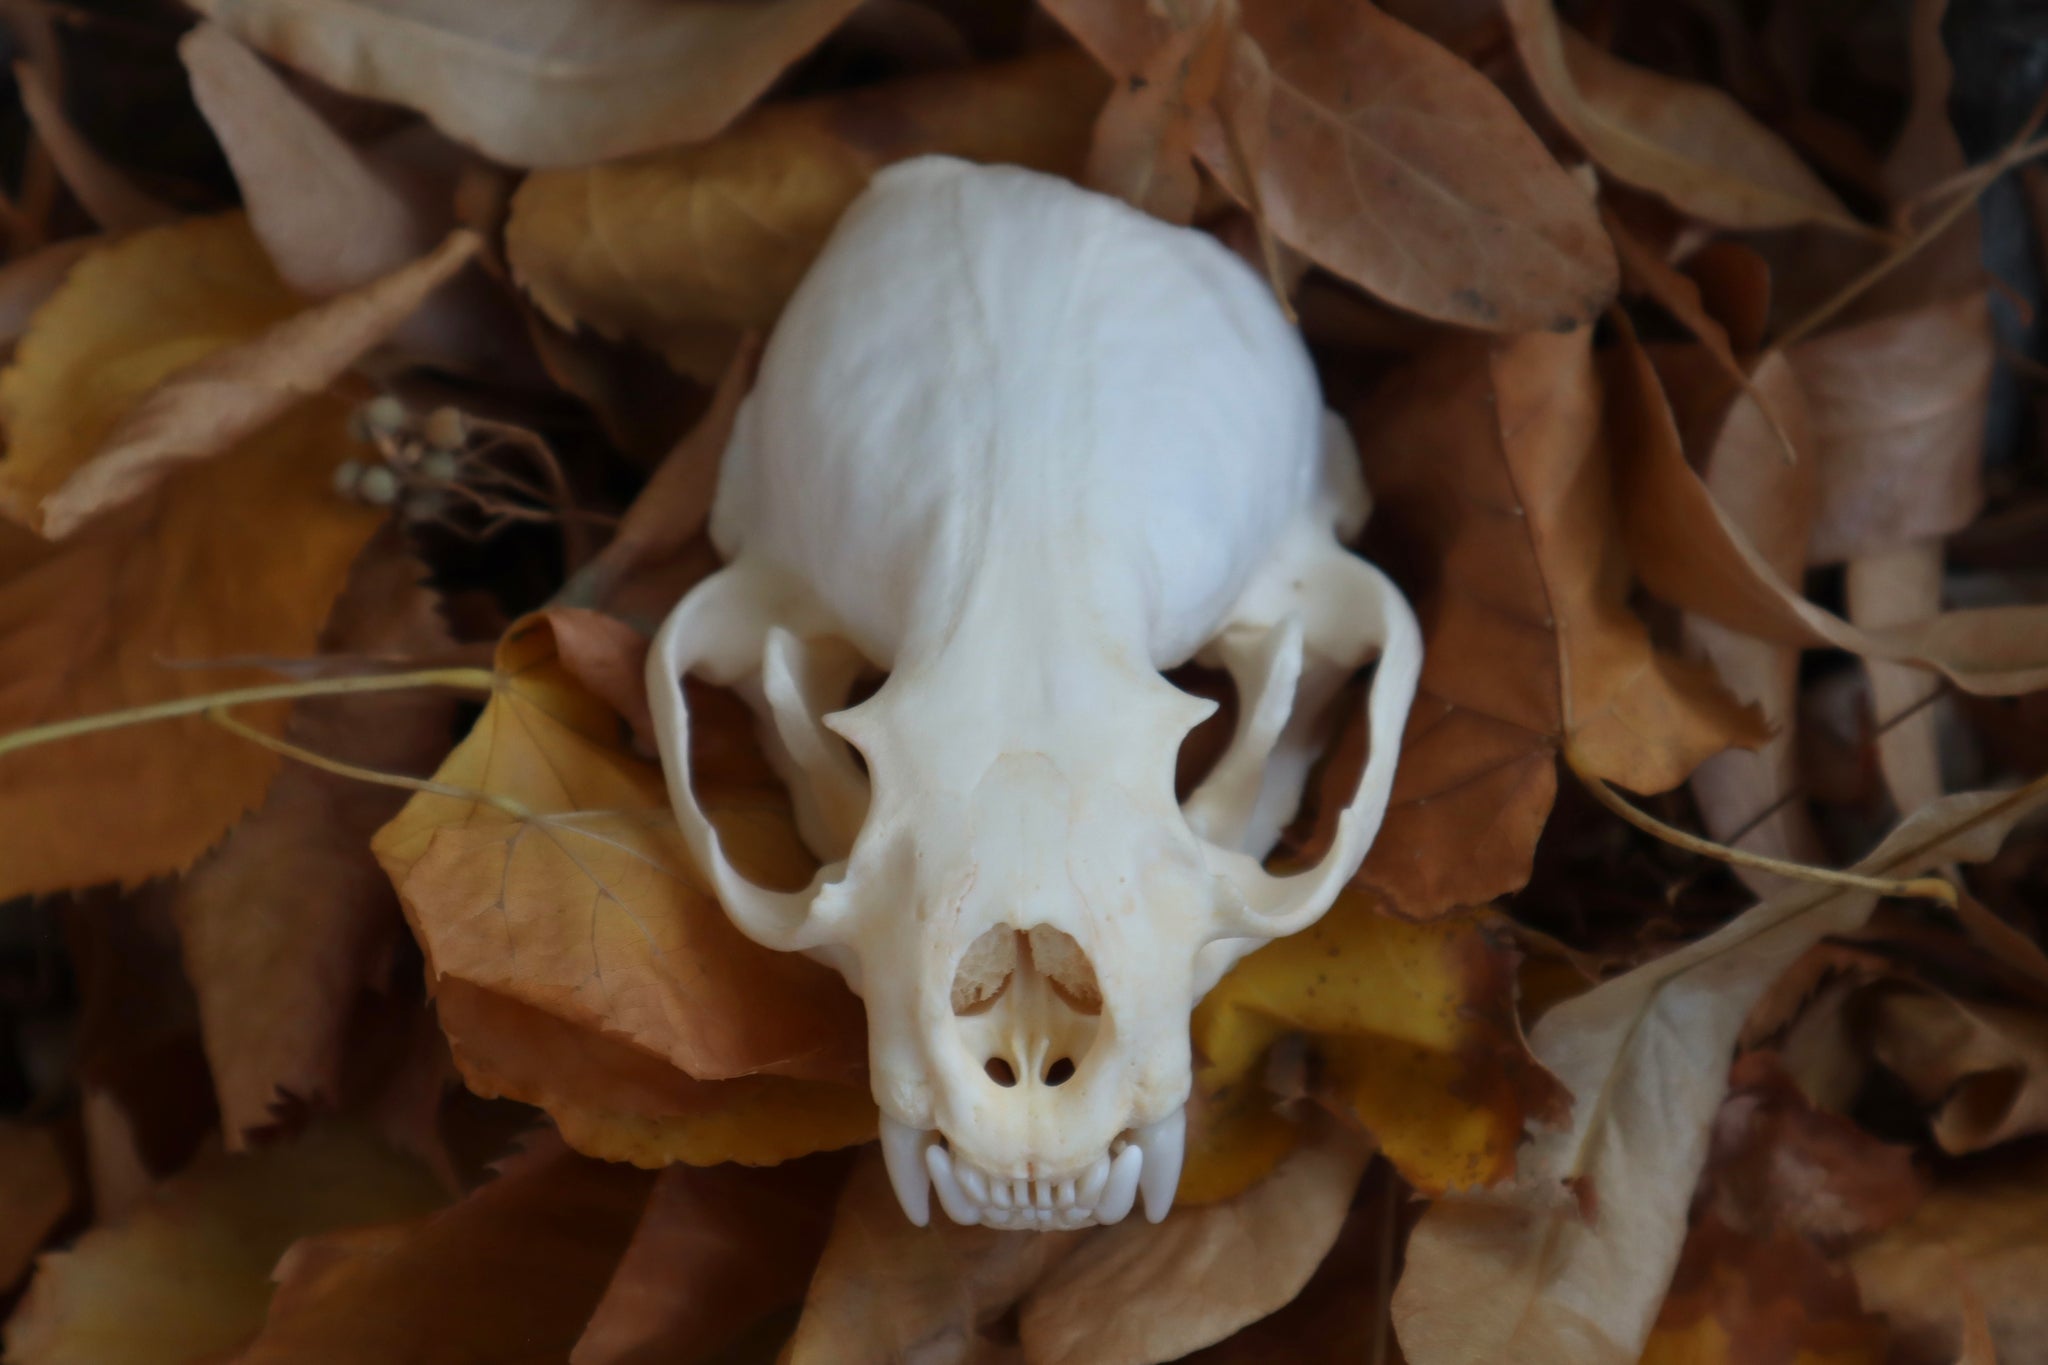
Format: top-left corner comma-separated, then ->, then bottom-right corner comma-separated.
207,707 -> 530,820
0,667 -> 497,760
1567,748 -> 1958,906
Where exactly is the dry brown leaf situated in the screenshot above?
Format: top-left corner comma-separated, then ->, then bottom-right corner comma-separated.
1348,328 -> 1763,918
1609,325 -> 2048,696
507,51 -> 1104,380
1846,542 -> 1948,816
188,0 -> 865,169
784,1149 -> 1080,1365
1392,778 -> 2048,1365
1016,1125 -> 1368,1365
0,1122 -> 71,1289
180,22 -> 442,298
38,231 -> 479,537
435,978 -> 875,1170
1190,894 -> 1565,1200
1050,0 -> 1619,332
1867,986 -> 2048,1155
173,537 -> 454,1144
229,1132 -> 650,1365
570,1153 -> 847,1365
0,397 -> 381,900
1852,1152 -> 2048,1365
3,1123 -> 444,1365
1795,294 -> 1992,566
1502,0 -> 1861,232
0,213 -> 301,533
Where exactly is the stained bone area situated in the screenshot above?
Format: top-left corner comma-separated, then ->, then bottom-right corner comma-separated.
951,924 -> 1102,1089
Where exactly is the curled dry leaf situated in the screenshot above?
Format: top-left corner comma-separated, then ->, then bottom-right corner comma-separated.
1852,1152 -> 2048,1365
0,213 -> 300,533
1348,328 -> 1763,918
1016,1125 -> 1369,1365
1867,985 -> 2048,1155
1189,893 -> 1566,1201
173,537 -> 455,1145
2,1123 -> 444,1365
1609,326 -> 2048,697
0,1122 -> 71,1289
1078,0 -> 1228,225
180,22 -> 441,298
570,1153 -> 847,1365
1502,0 -> 1861,232
1049,0 -> 1618,332
230,1133 -> 651,1365
1392,777 -> 2048,1365
38,230 -> 481,538
189,0 -> 865,169
507,51 -> 1104,380
785,1148 -> 1081,1365
371,611 -> 874,1164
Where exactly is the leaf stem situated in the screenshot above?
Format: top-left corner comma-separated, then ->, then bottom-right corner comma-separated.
0,667 -> 498,760
206,707 -> 530,819
1566,750 -> 1957,907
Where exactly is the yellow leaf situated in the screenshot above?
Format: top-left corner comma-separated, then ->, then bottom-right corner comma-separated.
0,214 -> 299,531
1190,891 -> 1564,1199
506,51 -> 1104,379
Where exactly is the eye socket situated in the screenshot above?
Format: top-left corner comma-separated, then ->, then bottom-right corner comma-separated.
985,1058 -> 1017,1087
1044,1057 -> 1075,1086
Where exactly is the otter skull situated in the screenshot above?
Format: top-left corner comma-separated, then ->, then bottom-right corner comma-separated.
646,157 -> 1420,1230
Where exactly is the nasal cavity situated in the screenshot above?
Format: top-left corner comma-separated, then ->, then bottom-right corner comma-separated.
952,924 -> 1104,1092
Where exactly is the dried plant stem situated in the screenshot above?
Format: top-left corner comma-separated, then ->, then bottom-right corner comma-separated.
1566,750 -> 1958,907
207,707 -> 529,819
0,667 -> 497,760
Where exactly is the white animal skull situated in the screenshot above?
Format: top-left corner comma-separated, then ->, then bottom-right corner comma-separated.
647,157 -> 1420,1231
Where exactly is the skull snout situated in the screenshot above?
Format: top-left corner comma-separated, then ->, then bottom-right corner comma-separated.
951,922 -> 1102,1096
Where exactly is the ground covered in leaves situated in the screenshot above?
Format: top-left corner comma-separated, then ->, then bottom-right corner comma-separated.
1,0 -> 2047,1361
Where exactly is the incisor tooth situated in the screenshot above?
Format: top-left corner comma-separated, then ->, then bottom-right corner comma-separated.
926,1145 -> 980,1226
1055,1178 -> 1076,1209
1095,1144 -> 1143,1225
1078,1153 -> 1111,1207
957,1162 -> 990,1204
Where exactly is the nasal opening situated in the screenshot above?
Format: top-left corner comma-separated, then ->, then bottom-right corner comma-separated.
951,924 -> 1103,1092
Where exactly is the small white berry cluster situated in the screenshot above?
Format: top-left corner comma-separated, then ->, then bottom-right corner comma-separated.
333,394 -> 470,524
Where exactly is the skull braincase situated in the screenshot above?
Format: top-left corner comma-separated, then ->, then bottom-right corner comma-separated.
647,157 -> 1421,1230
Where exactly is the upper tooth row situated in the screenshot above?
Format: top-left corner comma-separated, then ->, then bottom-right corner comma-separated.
877,1109 -> 1187,1230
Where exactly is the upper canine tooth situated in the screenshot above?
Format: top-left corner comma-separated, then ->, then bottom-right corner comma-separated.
1133,1108 -> 1188,1224
1095,1144 -> 1144,1225
879,1116 -> 934,1227
925,1144 -> 980,1226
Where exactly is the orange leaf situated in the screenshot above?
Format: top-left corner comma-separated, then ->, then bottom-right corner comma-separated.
0,397 -> 381,899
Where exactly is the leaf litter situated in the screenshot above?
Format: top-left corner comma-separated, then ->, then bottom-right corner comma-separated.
0,2 -> 2047,1363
